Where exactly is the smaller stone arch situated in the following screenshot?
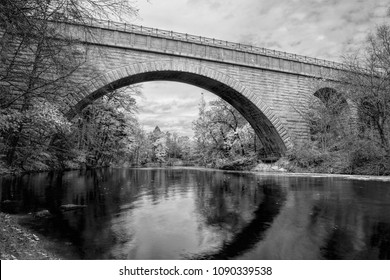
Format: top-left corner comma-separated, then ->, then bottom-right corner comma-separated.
65,60 -> 294,156
313,86 -> 359,122
310,85 -> 358,140
314,87 -> 348,110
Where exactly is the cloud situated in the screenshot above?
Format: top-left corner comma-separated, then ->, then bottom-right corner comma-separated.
140,113 -> 197,137
134,82 -> 215,137
186,0 -> 224,10
136,0 -> 388,58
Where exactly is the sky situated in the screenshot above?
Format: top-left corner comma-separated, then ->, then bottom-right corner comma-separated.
127,0 -> 389,137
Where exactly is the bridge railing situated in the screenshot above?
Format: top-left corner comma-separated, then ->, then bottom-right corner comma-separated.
67,18 -> 345,70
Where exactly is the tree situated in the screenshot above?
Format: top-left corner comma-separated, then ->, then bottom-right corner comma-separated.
128,125 -> 152,166
153,137 -> 168,164
339,21 -> 390,153
193,94 -> 260,167
177,135 -> 194,162
71,87 -> 139,168
0,0 -> 139,170
289,16 -> 390,175
147,126 -> 167,163
166,131 -> 181,160
297,88 -> 352,153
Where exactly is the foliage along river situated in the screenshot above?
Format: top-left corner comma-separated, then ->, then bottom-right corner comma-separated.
1,167 -> 390,259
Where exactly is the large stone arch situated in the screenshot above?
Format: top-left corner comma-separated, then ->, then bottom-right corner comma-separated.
65,60 -> 293,156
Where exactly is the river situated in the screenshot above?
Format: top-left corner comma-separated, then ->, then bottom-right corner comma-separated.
1,167 -> 390,259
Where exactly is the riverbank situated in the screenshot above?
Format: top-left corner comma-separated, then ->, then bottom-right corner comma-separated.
135,165 -> 390,181
251,158 -> 390,180
256,170 -> 390,182
1,152 -> 390,179
0,212 -> 81,260
0,212 -> 62,260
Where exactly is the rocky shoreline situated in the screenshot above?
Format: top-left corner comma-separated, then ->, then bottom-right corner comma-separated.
0,213 -> 61,260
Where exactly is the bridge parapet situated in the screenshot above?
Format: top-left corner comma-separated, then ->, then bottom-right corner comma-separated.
56,19 -> 344,79
82,19 -> 344,68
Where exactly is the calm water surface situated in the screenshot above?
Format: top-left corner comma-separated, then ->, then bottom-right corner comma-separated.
1,167 -> 390,259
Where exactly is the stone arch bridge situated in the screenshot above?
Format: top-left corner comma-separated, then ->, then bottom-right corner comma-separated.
58,20 -> 344,158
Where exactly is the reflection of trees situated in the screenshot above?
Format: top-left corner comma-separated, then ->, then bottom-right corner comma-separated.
370,222 -> 390,259
316,179 -> 390,260
1,173 -> 56,213
320,189 -> 390,259
73,168 -> 139,259
194,172 -> 264,234
195,181 -> 285,259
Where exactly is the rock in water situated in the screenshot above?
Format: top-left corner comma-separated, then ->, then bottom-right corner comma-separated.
33,210 -> 51,218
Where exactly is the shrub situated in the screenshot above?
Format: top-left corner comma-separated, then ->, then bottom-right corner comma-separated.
287,141 -> 330,169
348,139 -> 390,175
